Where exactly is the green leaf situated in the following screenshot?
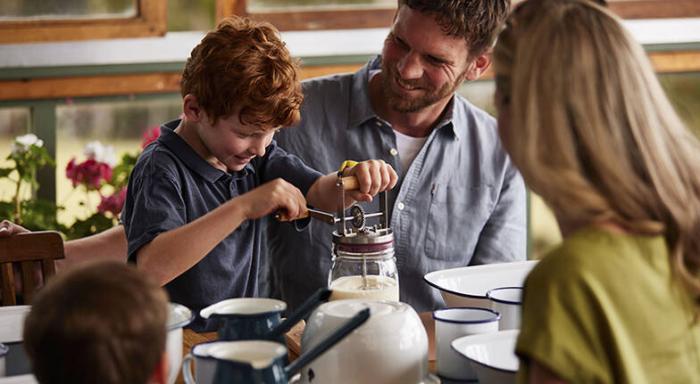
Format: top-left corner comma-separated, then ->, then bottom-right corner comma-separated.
18,199 -> 64,232
0,201 -> 14,219
109,152 -> 138,189
64,213 -> 117,240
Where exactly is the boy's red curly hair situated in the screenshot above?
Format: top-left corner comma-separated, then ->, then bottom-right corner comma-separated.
181,16 -> 303,128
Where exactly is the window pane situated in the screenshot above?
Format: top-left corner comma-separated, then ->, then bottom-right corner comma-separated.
168,0 -> 215,31
0,0 -> 136,21
56,97 -> 181,224
457,81 -> 496,116
660,73 -> 700,139
0,108 -> 31,203
248,0 -> 394,12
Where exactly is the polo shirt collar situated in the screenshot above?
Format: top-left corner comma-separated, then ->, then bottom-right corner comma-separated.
158,119 -> 254,183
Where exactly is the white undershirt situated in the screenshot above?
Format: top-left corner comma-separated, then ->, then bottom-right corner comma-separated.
368,69 -> 428,175
393,129 -> 428,176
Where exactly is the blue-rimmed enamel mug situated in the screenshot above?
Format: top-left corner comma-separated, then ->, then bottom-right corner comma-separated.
487,287 -> 523,330
185,307 -> 369,384
433,307 -> 500,381
200,288 -> 331,343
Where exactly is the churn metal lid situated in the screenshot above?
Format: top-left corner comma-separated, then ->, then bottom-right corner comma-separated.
333,228 -> 394,253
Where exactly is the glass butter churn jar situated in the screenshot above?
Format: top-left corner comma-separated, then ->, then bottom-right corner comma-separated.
328,176 -> 399,302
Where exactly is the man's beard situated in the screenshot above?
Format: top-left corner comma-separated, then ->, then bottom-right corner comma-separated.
381,63 -> 464,113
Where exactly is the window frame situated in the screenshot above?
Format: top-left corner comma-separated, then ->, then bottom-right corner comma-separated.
221,0 -> 700,32
0,0 -> 166,44
218,0 -> 393,31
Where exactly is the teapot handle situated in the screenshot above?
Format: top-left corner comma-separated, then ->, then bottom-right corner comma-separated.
284,307 -> 370,378
268,288 -> 332,340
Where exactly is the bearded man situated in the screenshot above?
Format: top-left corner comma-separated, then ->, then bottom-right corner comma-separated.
269,0 -> 527,312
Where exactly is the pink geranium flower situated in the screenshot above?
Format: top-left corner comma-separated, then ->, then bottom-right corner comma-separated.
97,188 -> 127,216
66,158 -> 113,190
141,126 -> 161,149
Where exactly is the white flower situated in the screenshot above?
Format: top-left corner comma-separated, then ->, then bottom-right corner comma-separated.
11,133 -> 44,155
83,141 -> 117,167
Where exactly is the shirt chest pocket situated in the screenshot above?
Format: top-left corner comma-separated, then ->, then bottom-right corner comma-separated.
424,183 -> 496,262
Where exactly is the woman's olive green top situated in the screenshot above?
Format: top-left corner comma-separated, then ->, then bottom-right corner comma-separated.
516,226 -> 700,383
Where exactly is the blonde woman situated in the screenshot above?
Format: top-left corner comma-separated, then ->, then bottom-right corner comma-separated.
493,0 -> 700,382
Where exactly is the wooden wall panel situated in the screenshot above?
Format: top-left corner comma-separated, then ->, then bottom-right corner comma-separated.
608,0 -> 700,19
0,51 -> 697,101
0,73 -> 181,101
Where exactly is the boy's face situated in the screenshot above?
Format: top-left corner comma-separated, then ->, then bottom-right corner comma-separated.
198,112 -> 278,172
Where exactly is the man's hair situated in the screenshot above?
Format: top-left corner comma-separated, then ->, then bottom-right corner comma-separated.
399,0 -> 510,56
24,261 -> 169,384
181,16 -> 303,127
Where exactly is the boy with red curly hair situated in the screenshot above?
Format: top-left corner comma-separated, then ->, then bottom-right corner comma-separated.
121,17 -> 397,331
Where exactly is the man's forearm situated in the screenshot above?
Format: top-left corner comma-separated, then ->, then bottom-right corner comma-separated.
58,225 -> 128,271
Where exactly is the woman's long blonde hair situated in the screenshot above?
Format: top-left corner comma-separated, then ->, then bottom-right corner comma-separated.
494,0 -> 700,307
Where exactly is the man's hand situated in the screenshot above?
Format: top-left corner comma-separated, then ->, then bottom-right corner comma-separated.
0,220 -> 41,296
343,160 -> 398,203
0,220 -> 29,237
306,160 -> 398,212
238,178 -> 308,221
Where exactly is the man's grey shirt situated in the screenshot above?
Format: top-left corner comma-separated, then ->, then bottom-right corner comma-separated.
269,56 -> 527,312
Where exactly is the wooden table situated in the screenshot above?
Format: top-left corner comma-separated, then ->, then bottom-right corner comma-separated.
177,312 -> 436,383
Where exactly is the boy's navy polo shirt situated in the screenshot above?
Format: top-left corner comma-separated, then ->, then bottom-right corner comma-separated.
121,119 -> 322,331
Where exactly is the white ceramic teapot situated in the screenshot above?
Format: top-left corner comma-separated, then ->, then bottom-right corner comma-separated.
299,300 -> 436,384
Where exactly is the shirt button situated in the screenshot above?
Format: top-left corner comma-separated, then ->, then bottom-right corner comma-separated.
389,148 -> 398,156
397,202 -> 405,210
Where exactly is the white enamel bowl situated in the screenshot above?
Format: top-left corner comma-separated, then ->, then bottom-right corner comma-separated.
424,261 -> 537,308
451,330 -> 519,384
167,303 -> 194,384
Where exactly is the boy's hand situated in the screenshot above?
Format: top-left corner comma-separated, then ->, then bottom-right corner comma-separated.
238,178 -> 307,220
343,160 -> 398,202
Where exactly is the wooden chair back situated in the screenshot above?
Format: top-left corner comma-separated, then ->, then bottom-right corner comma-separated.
0,231 -> 65,305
